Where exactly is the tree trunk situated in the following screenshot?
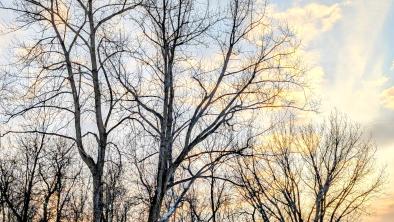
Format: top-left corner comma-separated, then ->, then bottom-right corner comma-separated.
147,174 -> 166,222
41,195 -> 50,222
92,173 -> 103,222
147,157 -> 169,222
148,195 -> 162,222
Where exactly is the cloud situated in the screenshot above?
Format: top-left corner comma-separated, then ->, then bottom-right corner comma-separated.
267,2 -> 345,123
273,3 -> 342,44
381,86 -> 394,110
316,0 -> 392,125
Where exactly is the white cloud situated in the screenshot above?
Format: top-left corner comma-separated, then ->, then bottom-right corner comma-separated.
271,1 -> 392,125
266,0 -> 386,124
269,2 -> 345,123
273,3 -> 342,44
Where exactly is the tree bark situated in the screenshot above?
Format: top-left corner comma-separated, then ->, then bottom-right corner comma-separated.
147,194 -> 162,222
147,157 -> 168,222
92,172 -> 104,222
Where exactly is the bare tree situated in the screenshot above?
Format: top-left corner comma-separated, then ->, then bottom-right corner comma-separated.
235,114 -> 384,222
106,0 -> 306,220
1,0 -> 310,221
0,132 -> 47,222
166,156 -> 234,222
68,178 -> 90,222
0,131 -> 83,222
0,0 -> 386,220
0,0 -> 140,221
37,138 -> 82,222
102,151 -> 137,222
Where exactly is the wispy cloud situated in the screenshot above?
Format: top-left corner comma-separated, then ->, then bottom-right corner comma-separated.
323,0 -> 392,123
274,3 -> 342,44
269,2 -> 345,122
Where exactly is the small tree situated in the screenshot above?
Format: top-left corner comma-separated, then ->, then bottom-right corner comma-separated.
0,133 -> 83,222
235,114 -> 384,222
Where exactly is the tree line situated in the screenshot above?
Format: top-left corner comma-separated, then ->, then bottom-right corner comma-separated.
0,0 -> 384,221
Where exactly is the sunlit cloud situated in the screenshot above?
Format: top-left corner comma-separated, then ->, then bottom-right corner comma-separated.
273,3 -> 342,44
381,86 -> 394,110
266,2 -> 346,123
311,0 -> 392,124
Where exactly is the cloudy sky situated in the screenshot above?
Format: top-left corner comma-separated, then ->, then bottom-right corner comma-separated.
0,0 -> 393,220
271,0 -> 394,221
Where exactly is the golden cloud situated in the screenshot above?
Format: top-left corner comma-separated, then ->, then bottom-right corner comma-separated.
381,87 -> 394,110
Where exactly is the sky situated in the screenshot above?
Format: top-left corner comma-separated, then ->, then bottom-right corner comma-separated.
0,0 -> 394,221
271,0 -> 394,221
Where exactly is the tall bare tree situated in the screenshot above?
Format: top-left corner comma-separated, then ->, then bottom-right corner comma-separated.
105,0 -> 306,220
0,0 -> 140,221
